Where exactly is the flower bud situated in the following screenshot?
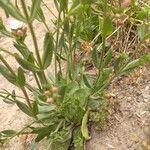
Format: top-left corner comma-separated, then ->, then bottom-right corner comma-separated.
51,86 -> 59,94
44,90 -> 51,97
22,26 -> 27,34
122,0 -> 131,8
47,98 -> 54,104
16,29 -> 24,37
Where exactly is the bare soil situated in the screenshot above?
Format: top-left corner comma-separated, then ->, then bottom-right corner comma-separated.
0,1 -> 150,150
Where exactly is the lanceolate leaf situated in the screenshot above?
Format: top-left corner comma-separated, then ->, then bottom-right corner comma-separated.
92,48 -> 100,68
32,101 -> 39,116
42,32 -> 54,69
94,68 -> 112,93
0,0 -> 25,22
30,0 -> 42,21
121,54 -> 150,74
15,54 -> 40,72
1,130 -> 16,136
83,74 -> 93,88
35,7 -> 45,22
102,17 -> 113,37
16,100 -> 33,117
114,53 -> 128,75
81,109 -> 90,140
17,67 -> 26,87
0,64 -> 16,85
102,50 -> 112,68
0,19 -> 12,37
68,4 -> 83,16
13,42 -> 32,59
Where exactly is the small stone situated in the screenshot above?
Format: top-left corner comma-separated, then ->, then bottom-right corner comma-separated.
107,144 -> 115,149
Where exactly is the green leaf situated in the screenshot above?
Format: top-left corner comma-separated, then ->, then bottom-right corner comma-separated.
16,100 -> 33,117
59,0 -> 68,11
34,127 -> 50,142
92,48 -> 100,68
15,54 -> 40,72
0,0 -> 25,21
54,0 -> 60,12
42,32 -> 54,69
14,42 -> 32,59
0,19 -> 12,37
32,101 -> 39,116
101,50 -> 112,68
138,25 -> 146,41
68,4 -> 83,16
114,53 -> 128,75
102,17 -> 113,37
0,64 -> 16,85
83,74 -> 93,88
81,109 -> 90,140
73,127 -> 84,150
30,0 -> 42,21
1,130 -> 16,136
38,105 -> 56,113
35,7 -> 45,22
121,54 -> 150,74
94,68 -> 112,93
17,67 -> 26,87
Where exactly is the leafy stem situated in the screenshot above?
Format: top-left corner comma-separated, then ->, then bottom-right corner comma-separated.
0,54 -> 32,109
20,0 -> 47,85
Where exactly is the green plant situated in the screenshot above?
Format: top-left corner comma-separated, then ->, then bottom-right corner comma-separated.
0,0 -> 149,149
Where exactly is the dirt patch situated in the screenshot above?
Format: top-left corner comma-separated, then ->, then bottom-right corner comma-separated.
87,66 -> 150,150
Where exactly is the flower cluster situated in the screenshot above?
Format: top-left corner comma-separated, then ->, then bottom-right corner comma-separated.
44,86 -> 59,105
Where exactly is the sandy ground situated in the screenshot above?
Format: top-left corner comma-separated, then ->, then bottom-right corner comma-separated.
0,1 -> 150,150
87,66 -> 150,150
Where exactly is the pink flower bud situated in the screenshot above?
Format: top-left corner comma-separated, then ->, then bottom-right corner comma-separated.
51,87 -> 59,94
47,98 -> 54,104
16,30 -> 24,37
122,0 -> 131,8
22,26 -> 27,34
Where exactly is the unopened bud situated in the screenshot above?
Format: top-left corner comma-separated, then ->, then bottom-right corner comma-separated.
122,0 -> 131,8
44,90 -> 51,97
16,29 -> 24,37
22,26 -> 27,34
51,86 -> 59,94
47,98 -> 54,104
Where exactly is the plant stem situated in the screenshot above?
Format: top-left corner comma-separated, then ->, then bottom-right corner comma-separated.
0,54 -> 16,76
21,87 -> 32,109
33,73 -> 42,91
20,0 -> 47,85
0,54 -> 32,108
0,47 -> 15,57
15,0 -> 18,8
20,0 -> 42,67
0,91 -> 33,101
54,11 -> 61,79
42,0 -> 57,19
9,121 -> 36,140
